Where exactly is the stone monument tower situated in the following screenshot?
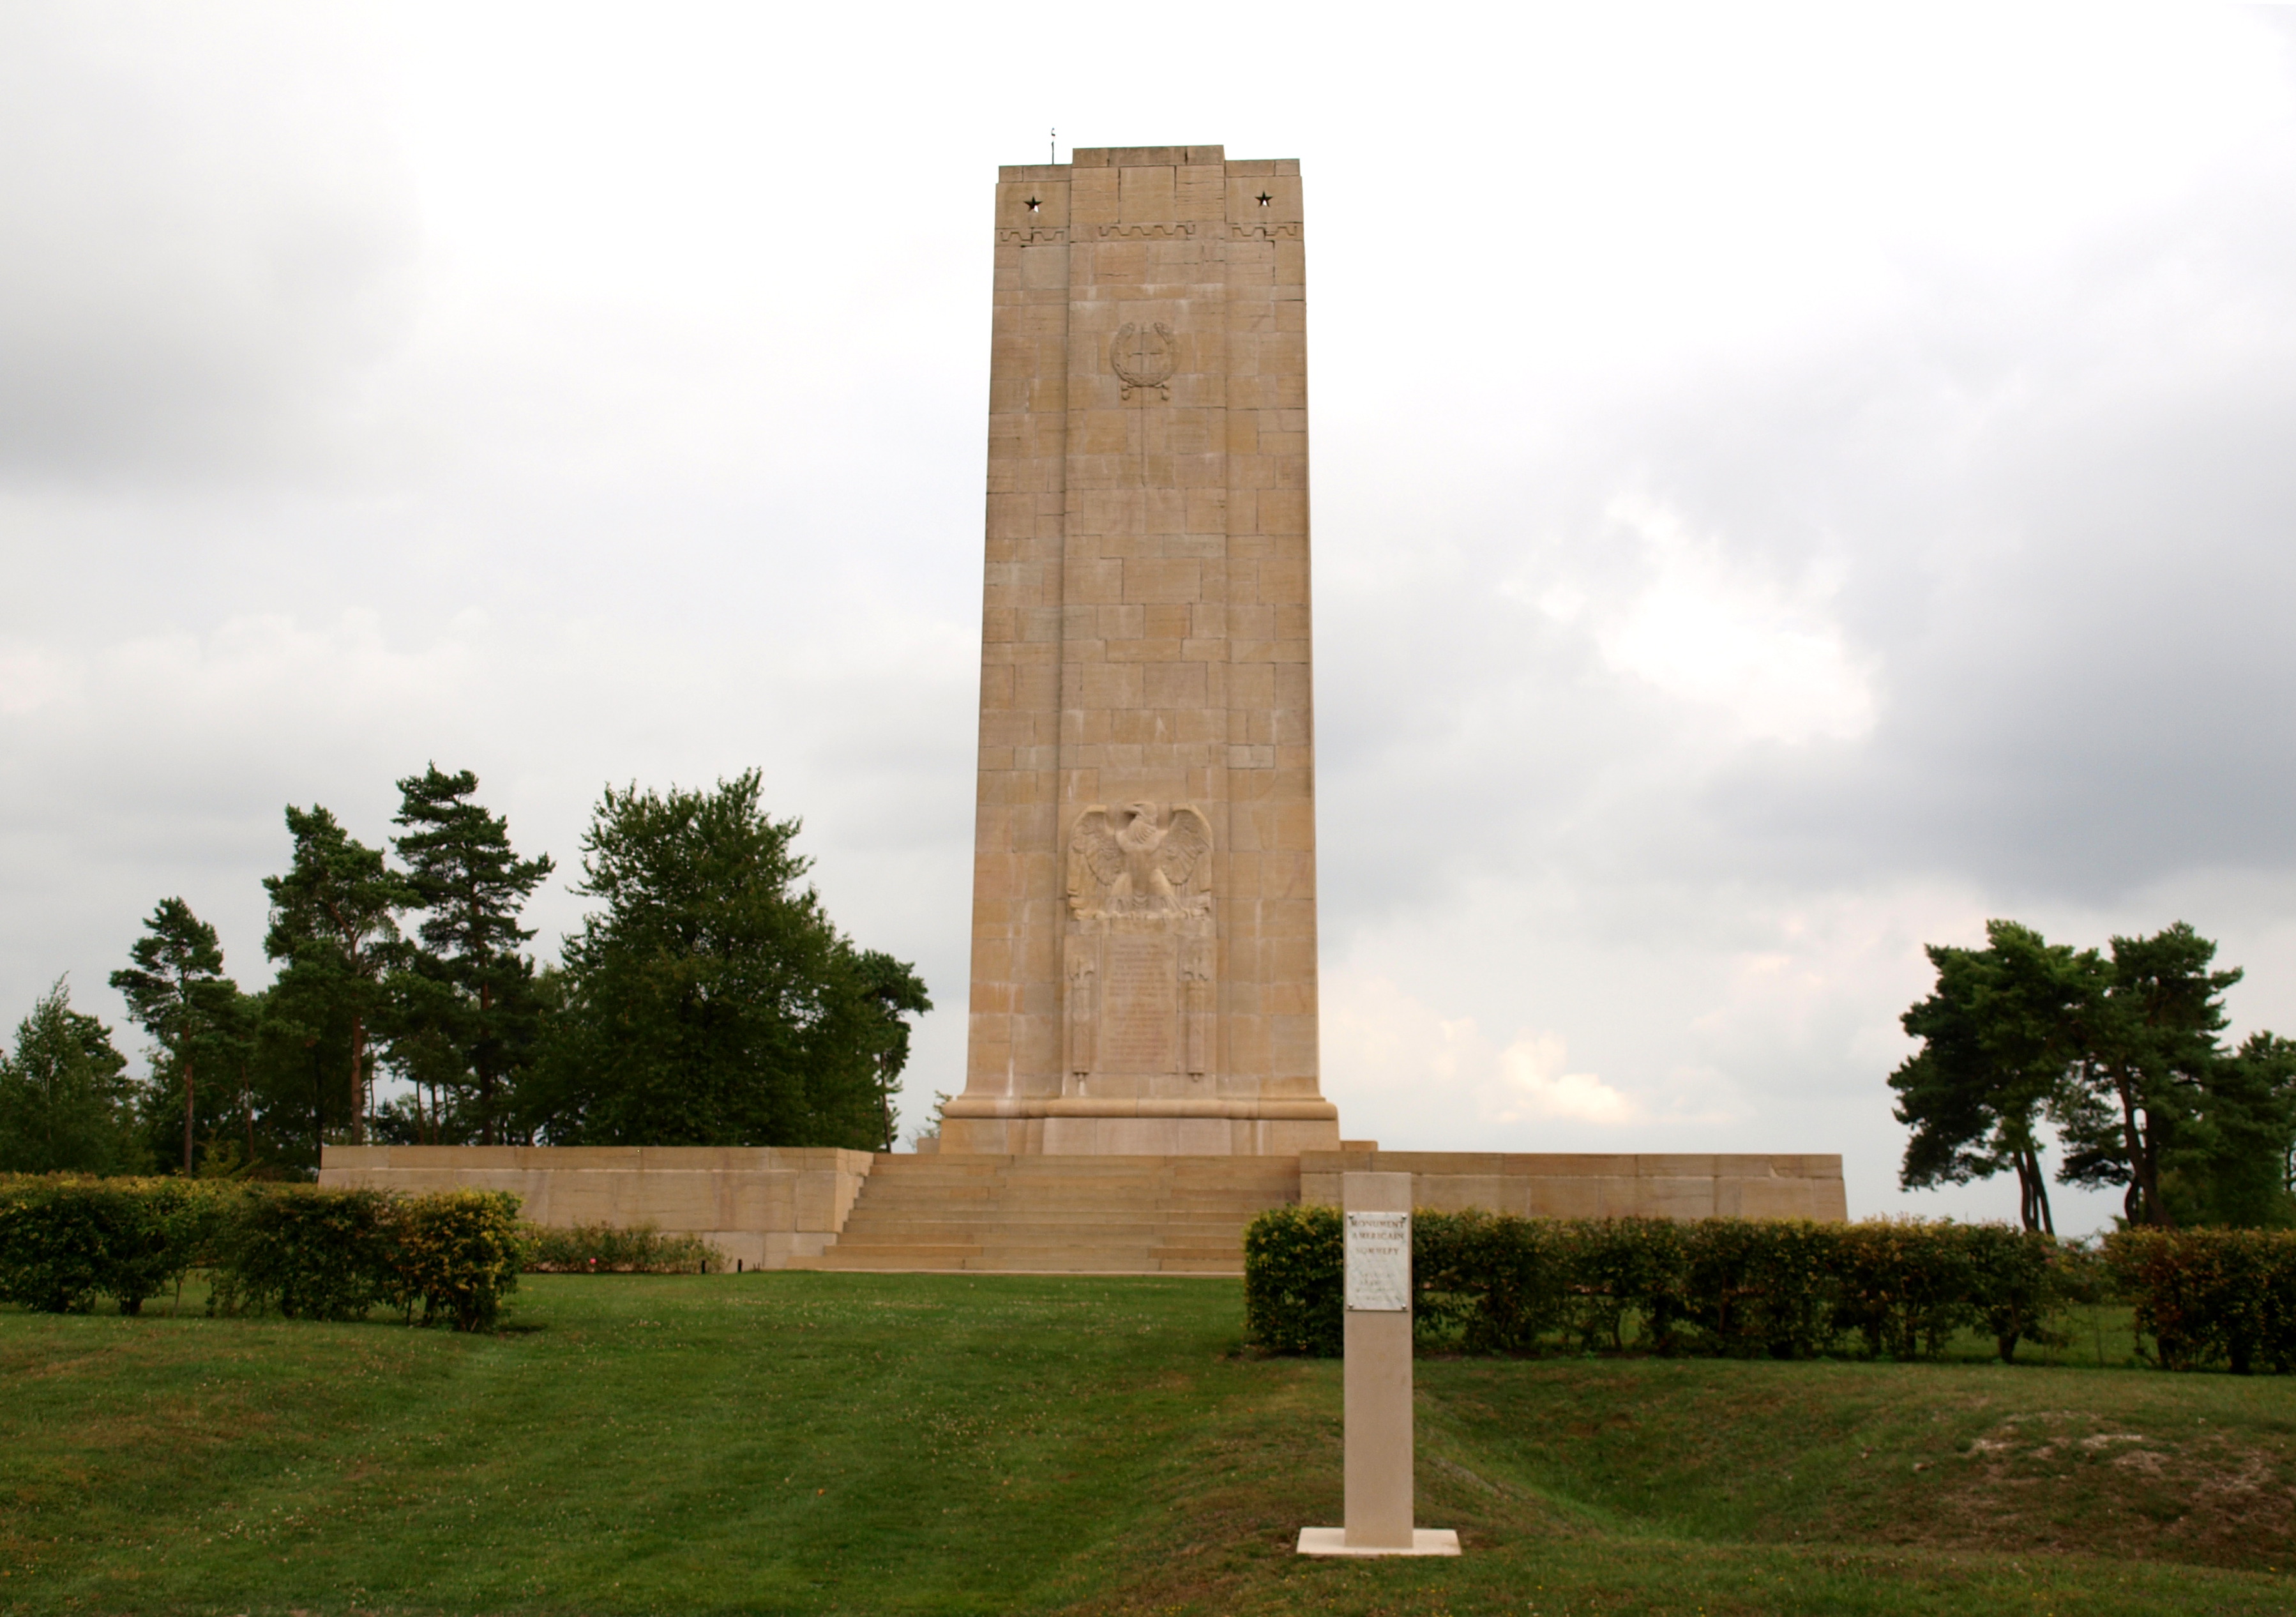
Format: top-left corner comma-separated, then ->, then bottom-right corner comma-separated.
940,145 -> 1341,1157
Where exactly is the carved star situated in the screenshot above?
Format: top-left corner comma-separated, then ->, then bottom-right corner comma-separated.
1256,191 -> 1272,207
1025,196 -> 1042,213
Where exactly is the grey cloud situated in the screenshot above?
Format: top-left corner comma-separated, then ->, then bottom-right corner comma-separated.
0,8 -> 417,483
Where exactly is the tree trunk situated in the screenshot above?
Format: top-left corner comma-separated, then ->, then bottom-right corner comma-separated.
349,1012 -> 367,1146
2013,1147 -> 2055,1235
478,974 -> 495,1147
243,1059 -> 254,1165
2113,1067 -> 2170,1226
181,1054 -> 196,1175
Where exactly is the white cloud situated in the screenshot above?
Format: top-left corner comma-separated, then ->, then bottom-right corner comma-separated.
1566,496 -> 1878,745
1493,1035 -> 1640,1125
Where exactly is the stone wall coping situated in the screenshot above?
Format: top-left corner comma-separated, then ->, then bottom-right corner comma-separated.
1295,1151 -> 1844,1179
320,1146 -> 877,1173
942,1097 -> 1340,1121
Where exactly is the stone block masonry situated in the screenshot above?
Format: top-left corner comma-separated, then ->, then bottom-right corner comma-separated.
1299,1151 -> 1850,1222
947,143 -> 1339,1156
320,1146 -> 872,1272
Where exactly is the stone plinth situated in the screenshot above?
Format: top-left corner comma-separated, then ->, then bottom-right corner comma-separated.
948,143 -> 1337,1157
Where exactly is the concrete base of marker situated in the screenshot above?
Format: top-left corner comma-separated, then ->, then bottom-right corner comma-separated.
1295,1528 -> 1461,1558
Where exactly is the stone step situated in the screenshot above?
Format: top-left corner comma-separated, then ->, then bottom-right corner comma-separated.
790,1153 -> 1294,1274
850,1198 -> 1281,1214
796,1249 -> 1241,1273
840,1217 -> 1262,1233
822,1236 -> 1243,1259
840,1222 -> 1249,1240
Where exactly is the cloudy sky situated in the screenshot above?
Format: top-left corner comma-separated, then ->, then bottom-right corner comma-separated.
6,3 -> 2295,1231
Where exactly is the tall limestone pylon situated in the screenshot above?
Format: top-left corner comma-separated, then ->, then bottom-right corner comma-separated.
941,145 -> 1342,1156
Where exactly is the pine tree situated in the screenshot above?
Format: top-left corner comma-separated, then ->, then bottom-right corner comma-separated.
262,807 -> 413,1146
1889,920 -> 2090,1233
390,765 -> 554,1144
110,898 -> 238,1174
2057,922 -> 2242,1227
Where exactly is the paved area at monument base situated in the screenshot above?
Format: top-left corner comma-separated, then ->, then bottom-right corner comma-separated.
1295,1528 -> 1461,1557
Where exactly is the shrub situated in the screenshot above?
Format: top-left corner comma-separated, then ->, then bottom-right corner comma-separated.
1962,1222 -> 2077,1363
1829,1218 -> 1977,1360
0,1176 -> 238,1314
211,1186 -> 396,1321
0,1178 -> 115,1312
1243,1207 -> 2078,1363
391,1192 -> 527,1330
523,1221 -> 717,1274
2106,1227 -> 2296,1374
1242,1203 -> 1342,1355
1560,1217 -> 1690,1353
1675,1218 -> 1841,1359
0,1179 -> 527,1332
1414,1208 -> 1569,1354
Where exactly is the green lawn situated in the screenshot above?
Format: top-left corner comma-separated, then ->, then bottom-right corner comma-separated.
4,1274 -> 2294,1615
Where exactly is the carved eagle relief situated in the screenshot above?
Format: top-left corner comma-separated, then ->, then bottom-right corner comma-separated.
1067,801 -> 1212,920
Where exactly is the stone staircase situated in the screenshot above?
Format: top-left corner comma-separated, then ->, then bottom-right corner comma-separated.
787,1154 -> 1301,1274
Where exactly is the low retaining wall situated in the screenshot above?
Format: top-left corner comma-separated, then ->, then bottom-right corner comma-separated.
319,1146 -> 875,1270
1298,1151 -> 1847,1222
320,1144 -> 1849,1272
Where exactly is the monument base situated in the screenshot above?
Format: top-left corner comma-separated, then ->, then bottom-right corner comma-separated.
1295,1528 -> 1460,1558
938,1097 -> 1340,1157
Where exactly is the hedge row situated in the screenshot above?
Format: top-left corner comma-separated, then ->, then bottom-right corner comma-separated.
1247,1208 -> 2296,1371
0,1178 -> 525,1331
2105,1228 -> 2296,1374
1247,1208 -> 2082,1363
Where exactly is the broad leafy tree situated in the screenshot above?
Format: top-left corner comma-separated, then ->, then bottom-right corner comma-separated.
110,898 -> 239,1174
854,949 -> 932,1151
1891,921 -> 2091,1233
0,978 -> 140,1174
262,806 -> 414,1146
532,771 -> 928,1148
390,765 -> 554,1144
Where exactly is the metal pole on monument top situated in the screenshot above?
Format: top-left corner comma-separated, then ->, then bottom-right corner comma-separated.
1297,1171 -> 1460,1557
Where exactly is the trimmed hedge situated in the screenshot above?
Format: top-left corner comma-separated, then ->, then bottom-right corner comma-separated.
0,1178 -> 230,1315
0,1177 -> 525,1331
1243,1204 -> 1342,1355
1246,1208 -> 2087,1363
2105,1228 -> 2296,1374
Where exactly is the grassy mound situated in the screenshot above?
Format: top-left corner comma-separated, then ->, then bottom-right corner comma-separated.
3,1274 -> 2292,1614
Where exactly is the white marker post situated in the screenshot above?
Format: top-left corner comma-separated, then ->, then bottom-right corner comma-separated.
1297,1171 -> 1461,1557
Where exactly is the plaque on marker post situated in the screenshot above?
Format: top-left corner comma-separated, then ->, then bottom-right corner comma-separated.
1344,1211 -> 1410,1312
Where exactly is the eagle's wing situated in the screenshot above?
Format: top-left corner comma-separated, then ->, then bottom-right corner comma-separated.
1069,808 -> 1126,886
1157,805 -> 1214,887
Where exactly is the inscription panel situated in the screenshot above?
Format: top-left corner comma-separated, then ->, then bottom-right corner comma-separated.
1345,1211 -> 1411,1312
1098,932 -> 1178,1074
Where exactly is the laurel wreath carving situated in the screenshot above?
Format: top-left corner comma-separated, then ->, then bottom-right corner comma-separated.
1110,321 -> 1177,400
